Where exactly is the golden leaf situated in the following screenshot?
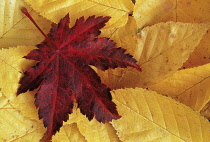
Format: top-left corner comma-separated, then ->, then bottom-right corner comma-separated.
105,22 -> 210,88
149,63 -> 210,112
134,0 -> 210,69
111,88 -> 210,142
134,0 -> 176,28
134,0 -> 210,28
77,117 -> 120,142
200,101 -> 210,120
0,97 -> 45,141
0,46 -> 39,119
52,123 -> 86,142
23,0 -> 134,29
0,0 -> 51,48
0,0 -> 210,141
97,16 -> 138,89
179,0 -> 210,68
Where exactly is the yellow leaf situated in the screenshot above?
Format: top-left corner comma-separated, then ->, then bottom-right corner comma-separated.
0,46 -> 39,119
111,88 -> 210,142
113,22 -> 210,88
134,0 -> 210,69
0,99 -> 45,141
52,123 -> 86,142
134,0 -> 210,28
134,0 -> 176,28
100,16 -> 138,56
176,0 -> 210,23
149,63 -> 210,112
77,116 -> 120,142
23,0 -> 134,29
179,0 -> 210,68
97,16 -> 138,89
1,1 -> 210,141
200,101 -> 210,120
182,31 -> 210,69
0,0 -> 51,48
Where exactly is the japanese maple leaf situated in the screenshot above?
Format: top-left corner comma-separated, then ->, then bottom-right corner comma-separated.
17,8 -> 141,140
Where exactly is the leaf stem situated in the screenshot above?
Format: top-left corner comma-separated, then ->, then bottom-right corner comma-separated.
21,7 -> 57,50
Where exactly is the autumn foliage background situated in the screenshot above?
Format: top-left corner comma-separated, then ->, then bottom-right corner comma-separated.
0,0 -> 210,142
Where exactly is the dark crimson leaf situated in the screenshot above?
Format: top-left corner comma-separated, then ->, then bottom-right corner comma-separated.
18,8 -> 141,140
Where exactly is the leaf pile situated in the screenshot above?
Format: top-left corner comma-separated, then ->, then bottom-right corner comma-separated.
0,0 -> 210,142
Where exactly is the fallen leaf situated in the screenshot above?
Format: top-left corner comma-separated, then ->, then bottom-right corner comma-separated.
0,0 -> 51,48
133,0 -> 210,28
149,63 -> 210,112
0,99 -> 45,141
113,22 -> 210,88
134,0 -> 176,28
97,16 -> 139,89
176,0 -> 210,23
17,10 -> 140,140
111,88 -> 210,142
52,123 -> 86,142
1,0 -> 210,141
0,46 -> 38,120
23,0 -> 134,29
178,0 -> 210,68
200,101 -> 210,120
77,117 -> 120,142
133,0 -> 210,69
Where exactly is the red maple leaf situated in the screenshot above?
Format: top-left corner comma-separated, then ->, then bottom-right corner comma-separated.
17,8 -> 141,140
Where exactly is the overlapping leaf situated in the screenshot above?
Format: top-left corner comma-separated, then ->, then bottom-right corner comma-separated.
0,46 -> 39,119
23,0 -> 134,29
0,0 -> 51,48
52,123 -> 86,142
100,21 -> 210,88
17,12 -> 141,140
0,0 -> 210,141
77,117 -> 120,142
0,96 -> 45,141
111,88 -> 210,142
201,101 -> 210,120
97,17 -> 139,89
134,0 -> 176,29
134,0 -> 210,69
149,63 -> 210,112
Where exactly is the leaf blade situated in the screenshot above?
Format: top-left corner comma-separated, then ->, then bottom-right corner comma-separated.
116,22 -> 210,88
0,100 -> 45,141
23,0 -> 134,29
0,0 -> 51,48
111,88 -> 210,142
149,63 -> 210,112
